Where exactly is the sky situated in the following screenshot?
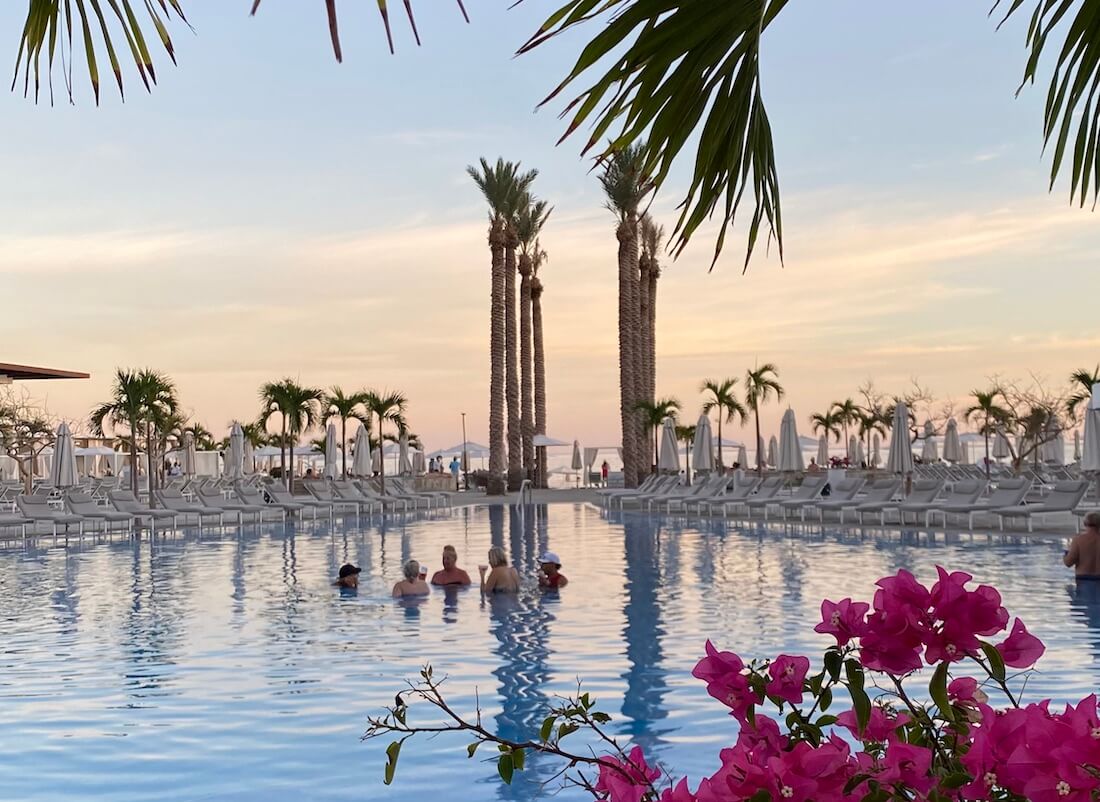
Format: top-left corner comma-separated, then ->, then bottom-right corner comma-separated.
2,1 -> 1098,451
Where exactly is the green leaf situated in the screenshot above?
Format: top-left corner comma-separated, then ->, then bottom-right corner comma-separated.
557,722 -> 578,740
819,686 -> 833,712
384,740 -> 402,785
850,684 -> 872,736
930,662 -> 955,722
941,771 -> 972,789
824,650 -> 843,682
981,641 -> 1007,683
539,715 -> 556,742
845,658 -> 865,692
591,711 -> 612,724
497,753 -> 514,785
815,714 -> 838,727
466,742 -> 480,759
512,747 -> 525,771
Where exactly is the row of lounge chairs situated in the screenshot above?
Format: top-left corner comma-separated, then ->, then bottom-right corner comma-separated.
599,473 -> 1093,532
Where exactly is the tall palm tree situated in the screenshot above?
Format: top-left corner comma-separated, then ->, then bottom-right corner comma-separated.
1067,366 -> 1100,419
676,423 -> 696,485
601,142 -> 656,488
744,363 -> 784,476
515,194 -> 552,480
182,421 -> 216,451
856,408 -> 888,468
324,386 -> 368,479
966,389 -> 1012,480
634,397 -> 680,470
259,379 -> 296,486
282,382 -> 324,492
640,214 -> 665,415
830,398 -> 860,459
700,378 -> 747,470
364,390 -> 407,495
531,241 -> 549,488
468,157 -> 530,495
809,409 -> 842,446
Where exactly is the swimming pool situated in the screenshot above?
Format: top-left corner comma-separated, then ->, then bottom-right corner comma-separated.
0,503 -> 1094,801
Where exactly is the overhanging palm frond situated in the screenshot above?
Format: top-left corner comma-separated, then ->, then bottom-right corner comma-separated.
520,0 -> 788,270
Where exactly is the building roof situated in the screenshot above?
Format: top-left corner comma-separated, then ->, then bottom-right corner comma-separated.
0,362 -> 90,381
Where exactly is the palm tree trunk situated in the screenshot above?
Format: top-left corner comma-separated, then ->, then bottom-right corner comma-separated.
754,405 -> 763,476
146,422 -> 158,509
341,417 -> 348,479
519,255 -> 535,479
617,218 -> 641,487
280,414 -> 288,489
638,258 -> 651,478
648,264 -> 659,410
289,438 -> 295,494
377,413 -> 387,495
632,246 -> 647,476
984,420 -> 991,480
505,230 -> 522,484
488,220 -> 507,495
717,412 -> 723,471
129,424 -> 140,497
532,277 -> 547,490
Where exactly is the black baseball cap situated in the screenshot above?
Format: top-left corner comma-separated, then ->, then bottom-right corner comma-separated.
339,563 -> 362,579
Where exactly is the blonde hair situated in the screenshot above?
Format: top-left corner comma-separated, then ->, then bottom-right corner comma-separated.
442,544 -> 457,556
487,547 -> 507,568
403,559 -> 421,581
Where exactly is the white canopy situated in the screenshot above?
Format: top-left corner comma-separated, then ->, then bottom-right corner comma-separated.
658,418 -> 679,474
429,442 -> 490,459
886,402 -> 914,475
692,414 -> 715,473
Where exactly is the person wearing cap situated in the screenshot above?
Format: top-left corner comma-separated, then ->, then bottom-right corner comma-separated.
431,545 -> 472,586
335,563 -> 361,589
392,559 -> 430,598
537,552 -> 568,589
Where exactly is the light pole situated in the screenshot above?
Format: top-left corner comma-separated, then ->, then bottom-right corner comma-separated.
460,412 -> 469,492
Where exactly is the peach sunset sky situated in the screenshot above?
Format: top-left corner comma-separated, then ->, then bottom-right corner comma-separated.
2,2 -> 1098,450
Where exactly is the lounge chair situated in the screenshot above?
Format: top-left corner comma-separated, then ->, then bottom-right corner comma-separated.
898,480 -> 986,527
306,481 -> 371,515
64,491 -> 135,534
675,475 -> 737,513
337,480 -> 399,513
607,476 -> 673,509
195,486 -> 272,523
108,490 -> 180,530
16,494 -> 87,536
391,477 -> 451,508
994,479 -> 1089,532
155,487 -> 228,527
878,480 -> 945,525
654,475 -> 727,513
771,476 -> 830,521
618,477 -> 684,510
598,474 -> 660,501
794,478 -> 866,522
810,478 -> 902,524
722,476 -> 785,518
926,478 -> 1029,529
267,483 -> 335,518
0,514 -> 31,538
361,480 -> 430,510
236,486 -> 301,520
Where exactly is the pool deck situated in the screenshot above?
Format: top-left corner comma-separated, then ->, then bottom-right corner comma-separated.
452,488 -> 602,507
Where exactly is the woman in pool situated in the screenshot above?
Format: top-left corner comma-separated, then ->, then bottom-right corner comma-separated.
392,560 -> 430,598
335,563 -> 361,589
478,547 -> 520,594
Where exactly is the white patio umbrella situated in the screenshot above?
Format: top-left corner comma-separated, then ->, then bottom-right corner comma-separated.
571,440 -> 583,472
692,414 -> 715,474
242,438 -> 255,475
757,436 -> 767,469
855,439 -> 866,467
180,431 -> 197,476
992,431 -> 1011,460
323,423 -> 339,480
399,433 -> 412,475
226,422 -> 245,480
816,435 -> 829,466
767,435 -> 778,468
1075,430 -> 1082,462
372,448 -> 382,474
871,433 -> 882,468
737,443 -> 748,468
942,419 -> 962,463
1046,430 -> 1066,466
958,439 -> 969,464
886,402 -> 914,475
848,435 -> 858,463
412,449 -> 426,474
920,421 -> 938,462
658,418 -> 680,474
777,409 -> 805,473
50,422 -> 78,488
352,424 -> 372,476
1082,385 -> 1100,495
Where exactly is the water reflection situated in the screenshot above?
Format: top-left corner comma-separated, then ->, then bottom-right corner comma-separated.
1068,580 -> 1100,660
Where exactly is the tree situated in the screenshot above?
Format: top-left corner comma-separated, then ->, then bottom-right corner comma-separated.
324,387 -> 369,480
830,398 -> 860,459
515,194 -> 552,480
0,389 -> 59,493
364,390 -> 408,495
260,379 -> 322,491
1067,366 -> 1100,419
993,377 -> 1073,473
601,142 -> 656,488
965,389 -> 1011,480
182,421 -> 217,451
744,363 -> 783,476
259,379 -> 295,486
639,215 -> 665,417
531,241 -> 550,489
809,409 -> 842,446
634,397 -> 680,471
700,378 -> 747,470
675,423 -> 696,485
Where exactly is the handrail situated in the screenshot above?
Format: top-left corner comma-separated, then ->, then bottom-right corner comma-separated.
517,479 -> 534,508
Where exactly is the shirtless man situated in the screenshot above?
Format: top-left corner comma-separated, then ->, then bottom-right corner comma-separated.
1064,512 -> 1100,579
430,545 -> 472,586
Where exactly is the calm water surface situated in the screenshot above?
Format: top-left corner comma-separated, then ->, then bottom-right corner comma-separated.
0,504 -> 1095,801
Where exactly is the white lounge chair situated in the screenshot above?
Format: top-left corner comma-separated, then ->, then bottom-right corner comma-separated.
16,494 -> 86,536
654,475 -> 727,513
994,479 -> 1089,532
722,476 -> 785,518
64,491 -> 135,534
155,488 -> 228,527
899,480 -> 986,527
796,478 -> 866,522
108,490 -> 179,531
771,476 -> 830,521
698,476 -> 762,515
926,478 -> 1029,529
306,481 -> 374,515
236,486 -> 302,519
879,479 -> 945,525
811,478 -> 901,524
195,486 -> 273,523
267,483 -> 335,518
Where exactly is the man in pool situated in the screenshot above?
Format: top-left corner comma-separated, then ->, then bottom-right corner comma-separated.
430,545 -> 471,586
335,563 -> 361,589
537,552 -> 568,589
1065,512 -> 1100,579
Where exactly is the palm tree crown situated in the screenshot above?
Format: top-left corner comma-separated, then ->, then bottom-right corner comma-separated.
364,390 -> 408,494
700,377 -> 747,469
744,363 -> 783,475
324,386 -> 369,479
1067,366 -> 1100,418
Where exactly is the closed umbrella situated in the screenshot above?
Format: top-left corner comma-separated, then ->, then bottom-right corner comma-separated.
942,418 -> 962,463
848,435 -> 858,463
226,422 -> 245,480
323,423 -> 339,480
399,433 -> 412,475
737,443 -> 748,468
921,421 -> 938,462
886,402 -> 914,475
50,422 -> 78,488
855,439 -> 866,468
692,414 -> 715,473
872,433 -> 882,468
992,431 -> 1011,460
658,418 -> 680,474
767,435 -> 778,468
412,449 -> 426,474
757,436 -> 767,470
371,448 -> 382,474
777,409 -> 805,472
1047,431 -> 1066,466
352,424 -> 372,476
1082,384 -> 1100,495
1075,430 -> 1082,462
242,437 -> 255,475
583,447 -> 599,486
571,440 -> 583,472
181,431 -> 197,476
816,435 -> 829,466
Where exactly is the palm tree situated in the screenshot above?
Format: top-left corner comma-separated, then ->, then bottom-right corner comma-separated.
830,398 -> 860,459
468,157 -> 532,495
364,390 -> 408,495
700,378 -> 747,470
283,382 -> 324,492
966,389 -> 1012,480
856,408 -> 888,468
531,241 -> 549,488
515,194 -> 552,480
634,397 -> 680,471
324,386 -> 368,479
809,409 -> 842,446
259,379 -> 295,486
601,142 -> 656,487
1067,366 -> 1100,419
744,363 -> 784,476
182,421 -> 217,451
676,423 -> 696,485
640,214 -> 665,416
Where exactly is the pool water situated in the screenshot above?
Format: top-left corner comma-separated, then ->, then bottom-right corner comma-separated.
0,503 -> 1096,801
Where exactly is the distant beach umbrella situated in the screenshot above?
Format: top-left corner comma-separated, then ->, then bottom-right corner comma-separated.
50,422 -> 78,488
181,431 -> 197,476
323,424 -> 339,479
886,402 -> 914,475
737,443 -> 748,467
992,431 -> 1011,460
757,436 -> 767,469
399,433 -> 412,475
767,435 -> 778,468
1082,396 -> 1100,474
848,435 -> 858,463
942,419 -> 962,463
816,435 -> 829,466
242,437 -> 255,475
921,421 -> 938,462
658,419 -> 680,474
226,422 -> 245,480
777,409 -> 805,473
871,433 -> 881,468
352,424 -> 371,476
571,440 -> 583,471
693,414 -> 715,473
1046,428 -> 1066,466
958,439 -> 969,464
855,439 -> 866,467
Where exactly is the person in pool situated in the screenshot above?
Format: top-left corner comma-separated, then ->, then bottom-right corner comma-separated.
1065,511 -> 1100,579
478,546 -> 520,594
537,552 -> 569,589
392,560 -> 431,598
431,545 -> 472,586
335,563 -> 361,589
